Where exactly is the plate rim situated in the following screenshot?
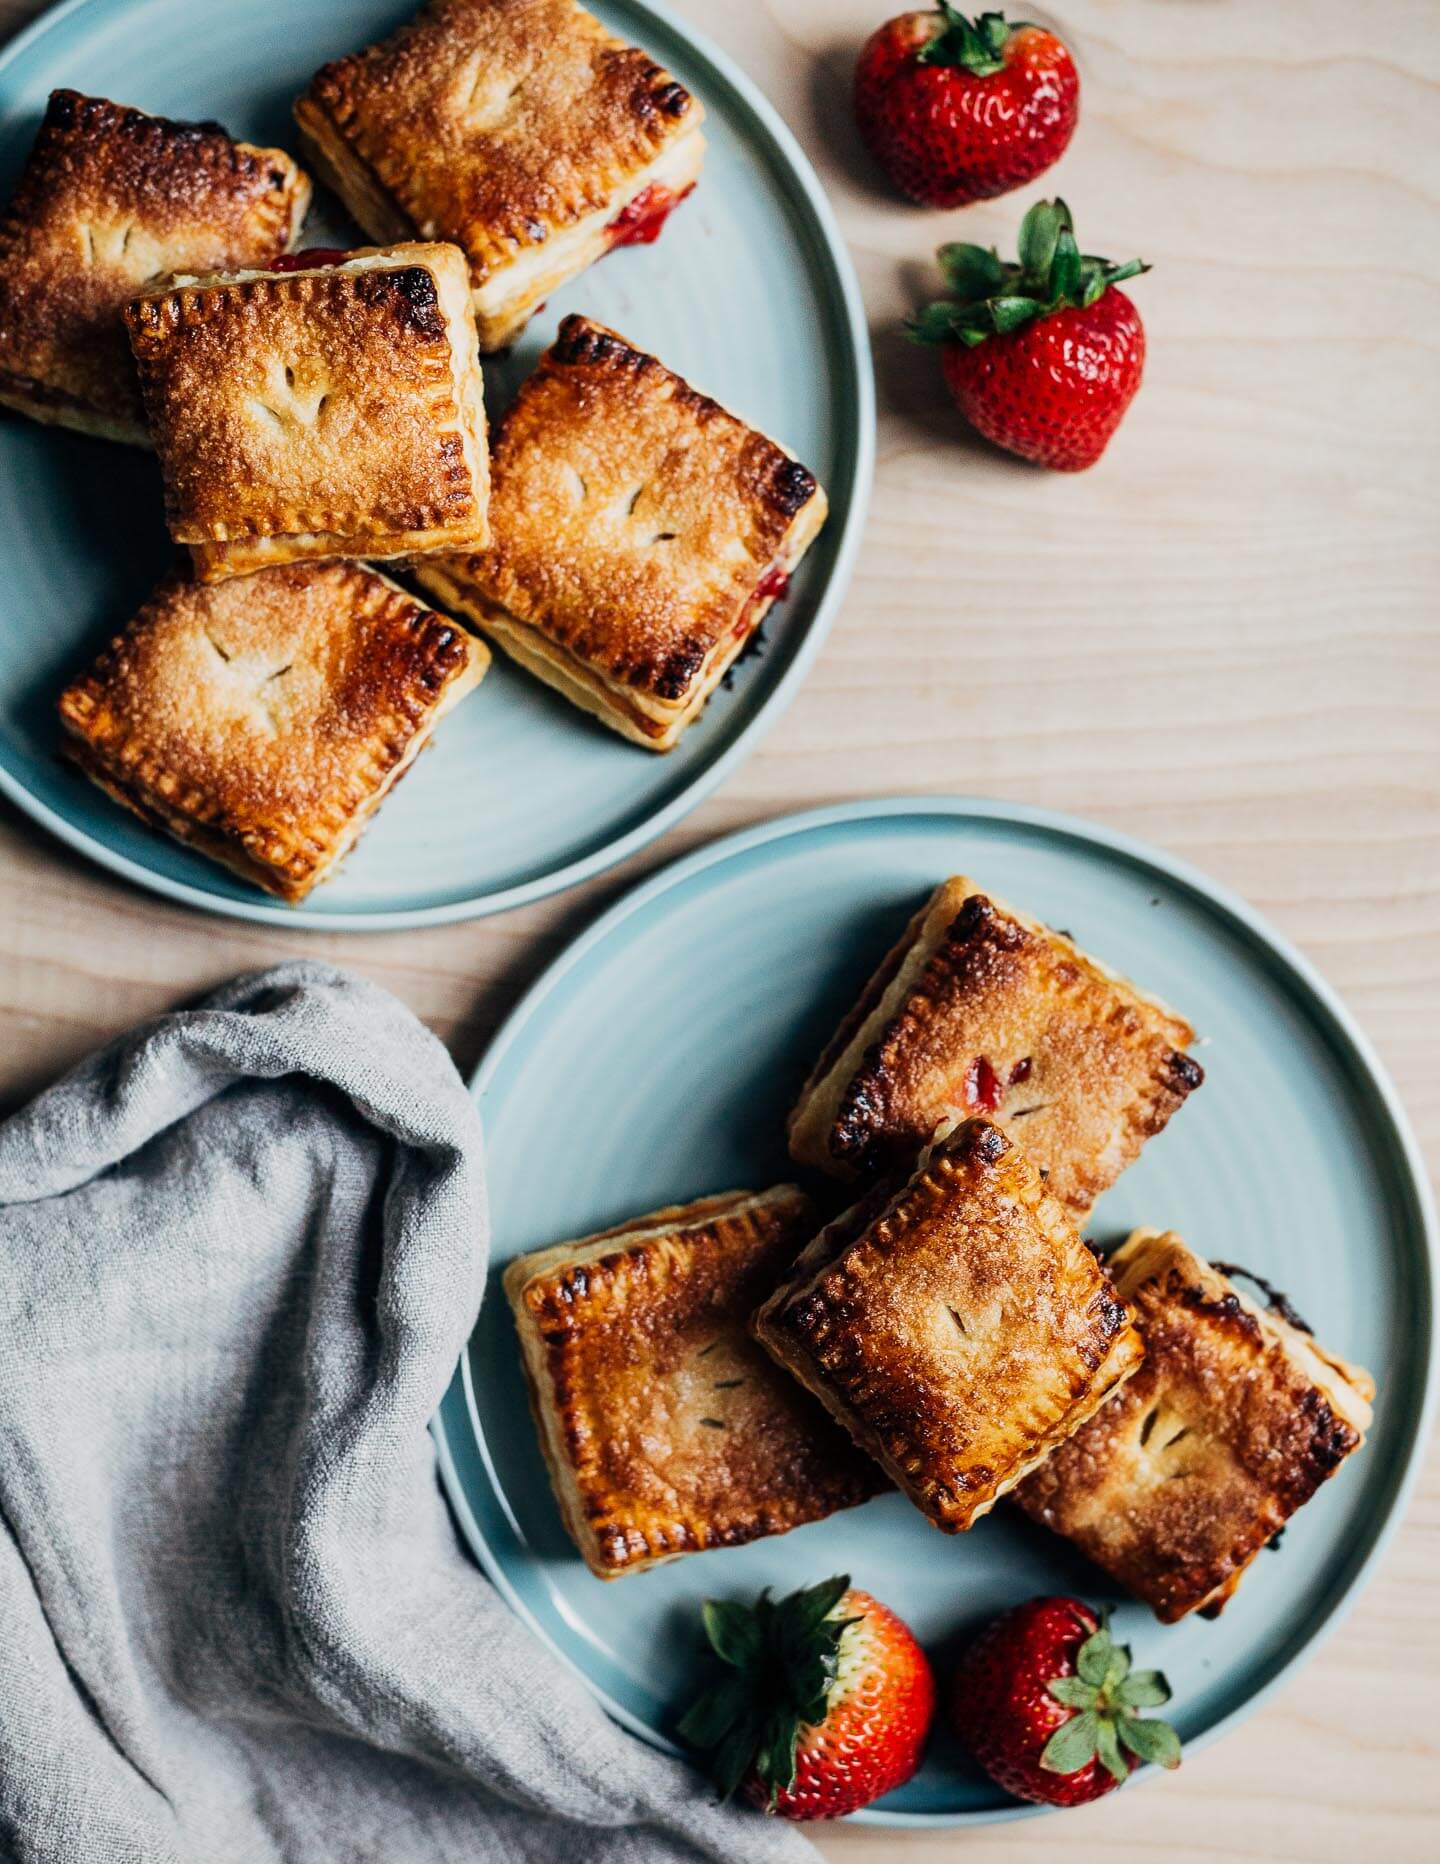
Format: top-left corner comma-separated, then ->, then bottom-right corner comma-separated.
434,794 -> 1440,1828
0,0 -> 876,931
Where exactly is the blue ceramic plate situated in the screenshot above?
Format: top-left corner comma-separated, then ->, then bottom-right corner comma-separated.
434,798 -> 1438,1826
0,0 -> 871,928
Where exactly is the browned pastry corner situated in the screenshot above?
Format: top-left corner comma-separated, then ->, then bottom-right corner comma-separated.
415,314 -> 827,751
294,0 -> 706,349
503,1185 -> 886,1578
1015,1229 -> 1375,1621
752,1119 -> 1145,1534
788,876 -> 1202,1217
0,88 -> 310,443
57,562 -> 488,901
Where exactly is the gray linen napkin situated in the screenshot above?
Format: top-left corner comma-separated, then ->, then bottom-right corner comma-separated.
0,962 -> 813,1864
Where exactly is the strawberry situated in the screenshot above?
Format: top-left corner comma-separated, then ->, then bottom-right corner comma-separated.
910,198 -> 1149,470
951,1597 -> 1181,1808
677,1574 -> 935,1820
853,8 -> 1079,208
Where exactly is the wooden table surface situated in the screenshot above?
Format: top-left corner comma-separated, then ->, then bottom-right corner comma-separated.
1,0 -> 1436,1855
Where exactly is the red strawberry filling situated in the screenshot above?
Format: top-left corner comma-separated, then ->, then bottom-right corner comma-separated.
268,247 -> 353,272
964,1055 -> 1033,1111
605,182 -> 695,249
732,564 -> 792,638
964,1056 -> 1003,1112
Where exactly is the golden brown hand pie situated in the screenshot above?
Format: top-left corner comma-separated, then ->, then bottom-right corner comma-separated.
788,878 -> 1203,1217
414,314 -> 828,751
752,1120 -> 1144,1535
123,242 -> 489,582
294,0 -> 705,351
1015,1230 -> 1374,1622
503,1186 -> 885,1578
57,562 -> 487,901
0,89 -> 310,444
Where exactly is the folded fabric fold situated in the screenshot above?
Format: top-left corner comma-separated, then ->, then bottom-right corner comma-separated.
0,962 -> 809,1864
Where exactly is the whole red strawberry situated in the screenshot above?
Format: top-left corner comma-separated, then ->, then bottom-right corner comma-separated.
854,7 -> 1078,208
678,1575 -> 935,1820
911,199 -> 1149,469
951,1597 -> 1181,1807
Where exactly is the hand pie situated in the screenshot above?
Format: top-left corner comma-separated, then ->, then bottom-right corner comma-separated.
788,878 -> 1203,1217
503,1186 -> 885,1579
414,314 -> 828,751
294,0 -> 706,351
0,89 -> 310,445
1015,1230 -> 1374,1622
57,562 -> 487,901
123,242 -> 490,582
752,1120 -> 1144,1534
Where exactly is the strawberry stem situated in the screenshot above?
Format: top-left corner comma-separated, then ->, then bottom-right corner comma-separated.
677,1576 -> 862,1805
1038,1611 -> 1182,1784
917,5 -> 1026,77
908,200 -> 1150,348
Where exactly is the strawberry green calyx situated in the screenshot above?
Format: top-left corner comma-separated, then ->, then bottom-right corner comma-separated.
676,1574 -> 861,1805
917,6 -> 1026,77
909,198 -> 1149,348
1040,1611 -> 1182,1785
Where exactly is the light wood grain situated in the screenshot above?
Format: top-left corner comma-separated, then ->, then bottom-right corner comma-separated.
0,1 -> 1437,1855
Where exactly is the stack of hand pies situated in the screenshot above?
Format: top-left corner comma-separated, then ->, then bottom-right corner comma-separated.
0,0 -> 829,903
506,876 -> 1376,1626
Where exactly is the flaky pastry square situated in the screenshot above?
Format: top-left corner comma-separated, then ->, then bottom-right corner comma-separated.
414,314 -> 828,751
294,0 -> 705,350
752,1119 -> 1144,1535
1015,1229 -> 1374,1621
123,242 -> 489,581
57,562 -> 488,901
788,877 -> 1203,1217
0,89 -> 310,444
504,1186 -> 885,1578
